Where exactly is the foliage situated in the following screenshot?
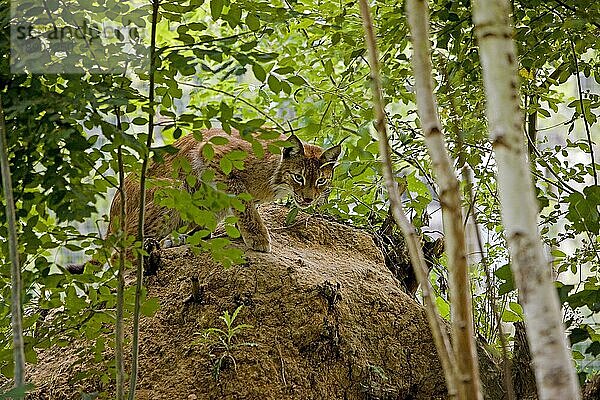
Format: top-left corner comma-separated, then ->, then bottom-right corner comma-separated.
0,0 -> 599,394
192,305 -> 256,380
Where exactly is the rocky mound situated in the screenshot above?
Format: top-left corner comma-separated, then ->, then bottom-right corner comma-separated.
28,205 -> 451,399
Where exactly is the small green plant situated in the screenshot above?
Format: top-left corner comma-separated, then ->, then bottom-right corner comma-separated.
193,305 -> 256,380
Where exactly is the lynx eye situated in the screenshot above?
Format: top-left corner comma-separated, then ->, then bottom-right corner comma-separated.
292,174 -> 305,185
316,177 -> 328,186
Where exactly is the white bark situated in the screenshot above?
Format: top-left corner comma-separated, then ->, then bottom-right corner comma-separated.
473,0 -> 581,398
406,1 -> 482,398
358,0 -> 458,397
0,95 -> 26,392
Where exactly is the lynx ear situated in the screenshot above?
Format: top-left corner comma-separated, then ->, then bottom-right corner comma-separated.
283,134 -> 305,159
320,144 -> 342,167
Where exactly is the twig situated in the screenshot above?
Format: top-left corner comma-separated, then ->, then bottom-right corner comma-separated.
178,81 -> 285,131
128,0 -> 160,398
114,106 -> 127,400
570,39 -> 597,186
159,31 -> 258,54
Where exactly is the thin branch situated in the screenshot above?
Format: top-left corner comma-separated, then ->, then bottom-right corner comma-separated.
158,31 -> 258,54
128,0 -> 159,397
83,156 -> 119,190
114,106 -> 127,400
551,0 -> 600,30
178,81 -> 285,131
524,129 -> 577,194
570,39 -> 597,186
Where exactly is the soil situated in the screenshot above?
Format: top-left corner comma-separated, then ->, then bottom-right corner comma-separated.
27,205 -> 455,399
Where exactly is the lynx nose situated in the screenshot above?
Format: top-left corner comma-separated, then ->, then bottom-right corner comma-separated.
302,197 -> 313,205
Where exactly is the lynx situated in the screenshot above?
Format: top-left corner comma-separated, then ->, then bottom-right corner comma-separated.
109,128 -> 342,253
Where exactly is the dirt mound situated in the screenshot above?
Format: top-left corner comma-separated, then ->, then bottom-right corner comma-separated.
28,205 -> 450,399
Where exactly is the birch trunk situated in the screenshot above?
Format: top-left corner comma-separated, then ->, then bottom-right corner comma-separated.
473,0 -> 581,398
0,95 -> 26,394
406,1 -> 482,398
358,0 -> 458,397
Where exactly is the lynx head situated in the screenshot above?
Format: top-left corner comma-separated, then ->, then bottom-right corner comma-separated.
275,134 -> 341,209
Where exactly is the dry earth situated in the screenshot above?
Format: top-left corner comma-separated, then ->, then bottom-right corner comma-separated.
27,205 -> 479,399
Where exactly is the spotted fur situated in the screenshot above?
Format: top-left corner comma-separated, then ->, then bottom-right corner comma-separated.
109,128 -> 341,253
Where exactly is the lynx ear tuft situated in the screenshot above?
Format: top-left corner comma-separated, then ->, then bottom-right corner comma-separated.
320,144 -> 342,167
283,134 -> 305,159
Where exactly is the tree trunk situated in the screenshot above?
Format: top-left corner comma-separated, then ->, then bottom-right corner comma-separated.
0,94 -> 26,395
406,1 -> 482,398
358,0 -> 458,397
473,0 -> 581,398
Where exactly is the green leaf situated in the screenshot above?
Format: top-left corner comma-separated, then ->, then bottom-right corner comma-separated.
501,309 -> 521,322
252,63 -> 266,82
202,143 -> 215,160
227,4 -> 242,27
508,302 -> 523,317
210,0 -> 223,20
556,283 -> 574,303
285,206 -> 298,226
141,297 -> 160,317
240,40 -> 257,51
565,186 -> 600,234
331,32 -> 341,45
210,136 -> 229,145
496,264 -> 516,295
132,117 -> 147,125
274,66 -> 294,74
246,13 -> 260,31
220,158 -> 233,174
268,75 -> 281,93
436,296 -> 450,320
187,22 -> 207,31
225,224 -> 240,238
569,327 -> 590,345
586,341 -> 600,357
494,263 -> 513,280
227,150 -> 247,160
280,80 -> 291,95
220,101 -> 234,121
287,75 -> 307,86
251,140 -> 264,158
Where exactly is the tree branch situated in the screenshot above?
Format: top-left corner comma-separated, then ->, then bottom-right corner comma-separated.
128,0 -> 160,397
570,39 -> 597,186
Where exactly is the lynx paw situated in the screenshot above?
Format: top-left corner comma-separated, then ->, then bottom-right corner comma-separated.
160,234 -> 188,249
144,237 -> 161,253
143,237 -> 162,276
243,234 -> 272,253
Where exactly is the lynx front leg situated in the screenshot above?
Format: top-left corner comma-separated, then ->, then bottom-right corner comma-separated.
235,201 -> 272,252
228,180 -> 271,252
